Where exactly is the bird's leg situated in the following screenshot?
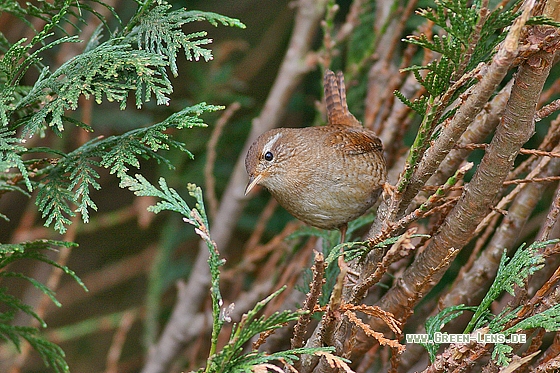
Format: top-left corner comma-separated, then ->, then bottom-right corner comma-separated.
337,224 -> 360,281
337,224 -> 347,270
339,223 -> 347,244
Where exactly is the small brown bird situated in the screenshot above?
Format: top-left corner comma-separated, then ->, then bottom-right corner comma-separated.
245,69 -> 387,242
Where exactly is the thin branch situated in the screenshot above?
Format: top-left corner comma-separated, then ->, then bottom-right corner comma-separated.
536,98 -> 560,121
388,57 -> 506,221
104,310 -> 137,373
239,198 -> 279,258
205,102 -> 241,220
291,252 -> 326,372
426,80 -> 512,188
369,0 -> 545,337
474,144 -> 560,237
539,181 -> 560,241
441,154 -> 560,311
364,0 -> 419,131
503,175 -> 560,185
335,0 -> 365,44
457,143 -> 560,159
372,162 -> 471,243
351,228 -> 418,303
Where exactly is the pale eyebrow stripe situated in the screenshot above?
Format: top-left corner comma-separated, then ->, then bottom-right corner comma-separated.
262,132 -> 282,154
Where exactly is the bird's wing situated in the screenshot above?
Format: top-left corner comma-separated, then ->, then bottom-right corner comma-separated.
325,127 -> 383,155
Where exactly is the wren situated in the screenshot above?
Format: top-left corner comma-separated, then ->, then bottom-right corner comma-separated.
244,69 -> 387,241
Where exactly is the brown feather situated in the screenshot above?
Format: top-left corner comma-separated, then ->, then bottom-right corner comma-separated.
324,69 -> 361,127
324,125 -> 383,155
244,70 -> 387,232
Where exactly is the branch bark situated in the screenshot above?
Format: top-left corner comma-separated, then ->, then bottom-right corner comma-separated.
348,1 -> 559,364
440,148 -> 560,311
377,24 -> 552,325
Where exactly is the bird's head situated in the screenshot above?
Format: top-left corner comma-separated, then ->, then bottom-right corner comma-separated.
244,128 -> 293,195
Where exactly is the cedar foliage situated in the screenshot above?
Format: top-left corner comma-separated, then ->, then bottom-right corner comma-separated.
2,1 -> 560,373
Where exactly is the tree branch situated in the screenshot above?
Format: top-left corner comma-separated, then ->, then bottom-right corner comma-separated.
350,1 -> 558,364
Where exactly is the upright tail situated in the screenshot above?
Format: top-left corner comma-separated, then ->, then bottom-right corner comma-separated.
324,69 -> 361,127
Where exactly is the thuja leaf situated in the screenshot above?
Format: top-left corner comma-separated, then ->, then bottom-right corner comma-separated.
464,239 -> 559,333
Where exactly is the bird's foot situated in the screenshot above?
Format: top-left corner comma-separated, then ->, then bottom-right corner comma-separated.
337,255 -> 360,283
382,182 -> 396,198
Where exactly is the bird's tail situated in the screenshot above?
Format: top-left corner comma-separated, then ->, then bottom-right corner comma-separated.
324,69 -> 361,127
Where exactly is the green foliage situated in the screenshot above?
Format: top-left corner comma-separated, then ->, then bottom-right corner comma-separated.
0,321 -> 69,373
2,0 -> 245,137
422,304 -> 478,362
122,178 -> 334,372
205,287 -> 317,373
393,0 -> 523,133
491,343 -> 513,367
326,233 -> 431,265
0,0 -> 117,32
488,303 -> 560,365
31,102 -> 221,234
0,0 -> 244,370
402,0 -> 519,98
0,0 -> 115,131
393,92 -> 428,117
18,43 -> 173,136
502,304 -> 560,335
0,128 -> 31,195
463,240 -> 555,333
0,0 -> 239,235
127,4 -> 246,77
527,15 -> 560,27
394,0 -> 521,193
0,240 -> 87,373
421,240 -> 560,366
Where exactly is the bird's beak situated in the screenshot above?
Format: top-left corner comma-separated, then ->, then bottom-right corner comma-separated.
245,173 -> 263,195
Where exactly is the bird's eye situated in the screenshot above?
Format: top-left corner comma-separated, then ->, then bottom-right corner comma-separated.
264,151 -> 274,161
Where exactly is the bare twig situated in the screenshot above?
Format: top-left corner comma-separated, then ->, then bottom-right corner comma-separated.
458,143 -> 560,159
291,251 -> 326,350
335,0 -> 365,44
388,55 -> 509,221
205,102 -> 241,220
345,310 -> 403,352
536,98 -> 560,121
369,0 -> 545,338
104,310 -> 137,373
379,162 -> 472,240
240,198 -> 279,257
540,181 -> 560,241
319,2 -> 339,69
351,228 -> 418,303
426,80 -> 512,188
503,176 -> 560,185
474,144 -> 560,237
364,0 -> 418,131
441,154 -> 560,311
